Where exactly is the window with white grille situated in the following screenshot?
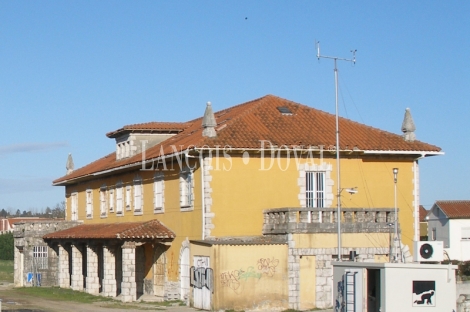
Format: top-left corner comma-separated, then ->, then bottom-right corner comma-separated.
306,171 -> 325,208
86,189 -> 93,218
134,177 -> 143,214
100,186 -> 107,217
33,246 -> 48,269
180,168 -> 193,209
116,182 -> 123,216
154,173 -> 164,213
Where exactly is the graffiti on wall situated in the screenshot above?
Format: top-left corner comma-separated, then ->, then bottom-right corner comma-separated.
190,266 -> 214,292
257,257 -> 279,277
220,257 -> 279,293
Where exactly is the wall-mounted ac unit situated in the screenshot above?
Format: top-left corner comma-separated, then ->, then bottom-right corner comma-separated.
413,241 -> 444,262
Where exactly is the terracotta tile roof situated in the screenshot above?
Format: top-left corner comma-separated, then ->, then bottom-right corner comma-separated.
435,200 -> 470,219
419,205 -> 428,222
43,219 -> 175,240
106,122 -> 190,138
54,95 -> 442,185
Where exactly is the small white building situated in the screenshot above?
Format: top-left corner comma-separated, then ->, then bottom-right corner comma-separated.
333,261 -> 457,312
427,200 -> 470,261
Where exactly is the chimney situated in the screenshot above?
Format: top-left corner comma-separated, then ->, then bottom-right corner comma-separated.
66,153 -> 74,175
202,101 -> 217,138
401,108 -> 416,142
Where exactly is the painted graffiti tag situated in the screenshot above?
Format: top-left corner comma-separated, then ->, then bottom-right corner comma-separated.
257,257 -> 279,277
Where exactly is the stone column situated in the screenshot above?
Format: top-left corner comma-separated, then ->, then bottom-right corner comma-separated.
102,245 -> 117,297
121,242 -> 137,302
58,244 -> 70,288
86,244 -> 100,294
71,244 -> 83,291
14,246 -> 24,287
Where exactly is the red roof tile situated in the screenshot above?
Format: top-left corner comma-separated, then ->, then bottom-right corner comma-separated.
106,122 -> 190,138
54,95 -> 442,185
43,219 -> 175,240
419,205 -> 428,222
435,200 -> 470,219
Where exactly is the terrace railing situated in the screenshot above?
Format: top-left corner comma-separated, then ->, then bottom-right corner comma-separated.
262,208 -> 397,234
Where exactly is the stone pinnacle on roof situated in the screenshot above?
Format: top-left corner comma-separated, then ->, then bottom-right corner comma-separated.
401,108 -> 416,142
66,153 -> 74,175
202,101 -> 217,138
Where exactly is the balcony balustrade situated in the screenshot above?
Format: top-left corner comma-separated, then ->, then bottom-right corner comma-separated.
262,208 -> 397,234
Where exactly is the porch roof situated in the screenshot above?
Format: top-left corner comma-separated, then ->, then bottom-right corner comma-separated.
43,219 -> 175,241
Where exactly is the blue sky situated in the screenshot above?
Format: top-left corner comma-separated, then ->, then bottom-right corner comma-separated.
0,1 -> 469,212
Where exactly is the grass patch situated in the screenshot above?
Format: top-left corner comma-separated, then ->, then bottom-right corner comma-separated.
0,259 -> 14,283
14,287 -> 115,304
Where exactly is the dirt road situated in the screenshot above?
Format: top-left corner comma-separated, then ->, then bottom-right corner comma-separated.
0,283 -> 198,312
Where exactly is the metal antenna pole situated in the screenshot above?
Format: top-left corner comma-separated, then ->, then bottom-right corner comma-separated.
317,42 -> 356,261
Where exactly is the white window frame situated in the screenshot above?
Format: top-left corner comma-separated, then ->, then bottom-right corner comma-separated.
431,227 -> 437,241
86,189 -> 93,219
33,246 -> 48,269
180,168 -> 194,210
125,184 -> 132,211
116,182 -> 123,216
462,227 -> 470,240
71,192 -> 78,221
154,173 -> 165,213
100,185 -> 108,218
133,176 -> 143,215
306,171 -> 325,208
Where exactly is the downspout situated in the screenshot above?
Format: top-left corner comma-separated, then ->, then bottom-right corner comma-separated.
200,153 -> 205,240
413,154 -> 426,243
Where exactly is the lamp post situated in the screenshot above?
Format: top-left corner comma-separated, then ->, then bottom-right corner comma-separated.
393,168 -> 399,262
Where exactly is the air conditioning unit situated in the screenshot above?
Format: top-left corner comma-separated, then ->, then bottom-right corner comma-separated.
413,241 -> 444,262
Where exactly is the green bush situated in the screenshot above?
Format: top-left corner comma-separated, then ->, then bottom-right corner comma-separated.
0,233 -> 14,260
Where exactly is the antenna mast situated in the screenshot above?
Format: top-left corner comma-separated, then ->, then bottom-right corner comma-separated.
316,41 -> 356,262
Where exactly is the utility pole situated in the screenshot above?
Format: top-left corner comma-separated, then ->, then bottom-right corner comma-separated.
316,42 -> 356,261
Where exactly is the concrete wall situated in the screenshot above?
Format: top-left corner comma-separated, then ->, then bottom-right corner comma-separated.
212,244 -> 288,311
447,219 -> 470,261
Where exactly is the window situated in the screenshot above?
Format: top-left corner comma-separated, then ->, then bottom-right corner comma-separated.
116,182 -> 123,216
462,227 -> 470,240
71,192 -> 78,221
154,173 -> 164,213
100,186 -> 107,217
125,185 -> 132,210
180,168 -> 193,209
109,188 -> 114,213
86,189 -> 93,218
431,227 -> 436,241
33,246 -> 48,269
306,171 -> 325,208
134,177 -> 143,214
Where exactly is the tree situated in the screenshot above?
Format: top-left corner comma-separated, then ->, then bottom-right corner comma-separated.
0,209 -> 7,218
15,209 -> 20,217
0,233 -> 13,260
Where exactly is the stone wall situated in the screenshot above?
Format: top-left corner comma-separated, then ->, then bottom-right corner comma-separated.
287,234 -> 388,310
13,220 -> 80,287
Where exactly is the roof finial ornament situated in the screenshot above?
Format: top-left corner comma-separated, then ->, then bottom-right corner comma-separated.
202,101 -> 217,138
401,108 -> 416,142
66,153 -> 74,175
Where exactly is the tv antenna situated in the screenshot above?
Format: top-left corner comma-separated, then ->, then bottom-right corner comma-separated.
316,41 -> 356,262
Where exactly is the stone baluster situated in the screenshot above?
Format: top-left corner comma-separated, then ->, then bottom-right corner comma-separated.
102,245 -> 117,297
71,244 -> 83,291
86,244 -> 100,294
58,244 -> 70,288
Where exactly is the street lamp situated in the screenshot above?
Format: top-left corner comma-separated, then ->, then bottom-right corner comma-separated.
393,168 -> 399,262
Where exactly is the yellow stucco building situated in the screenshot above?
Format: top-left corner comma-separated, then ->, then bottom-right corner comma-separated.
42,95 -> 441,310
